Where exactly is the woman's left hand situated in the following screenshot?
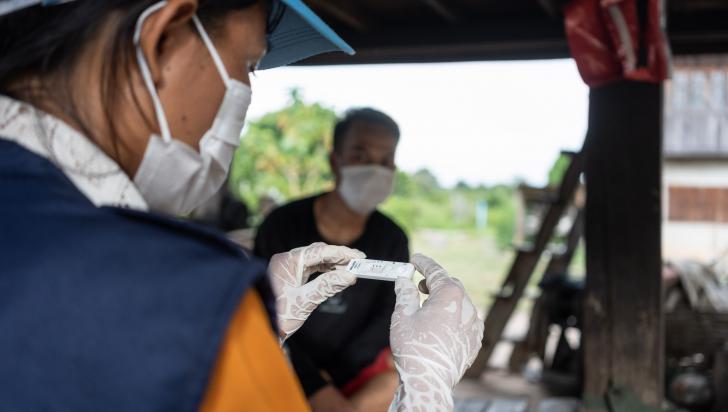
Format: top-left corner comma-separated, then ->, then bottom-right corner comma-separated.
268,242 -> 365,342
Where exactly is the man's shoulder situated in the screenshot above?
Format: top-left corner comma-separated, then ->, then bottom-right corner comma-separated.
260,195 -> 317,227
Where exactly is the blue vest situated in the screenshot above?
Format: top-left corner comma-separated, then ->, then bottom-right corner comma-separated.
0,139 -> 273,411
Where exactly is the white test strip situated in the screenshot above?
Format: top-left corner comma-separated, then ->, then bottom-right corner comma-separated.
344,259 -> 415,281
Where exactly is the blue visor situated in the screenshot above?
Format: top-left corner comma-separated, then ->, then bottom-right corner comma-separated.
260,0 -> 355,69
0,0 -> 355,69
0,0 -> 71,15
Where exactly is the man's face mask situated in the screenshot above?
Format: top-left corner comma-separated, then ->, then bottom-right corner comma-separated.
337,164 -> 395,215
132,2 -> 252,215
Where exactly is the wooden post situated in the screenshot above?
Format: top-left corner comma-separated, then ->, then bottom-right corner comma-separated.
715,343 -> 728,412
582,81 -> 664,410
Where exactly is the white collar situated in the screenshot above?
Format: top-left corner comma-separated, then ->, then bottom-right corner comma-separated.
0,95 -> 148,211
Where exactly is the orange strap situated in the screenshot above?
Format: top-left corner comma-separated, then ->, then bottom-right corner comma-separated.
199,291 -> 309,412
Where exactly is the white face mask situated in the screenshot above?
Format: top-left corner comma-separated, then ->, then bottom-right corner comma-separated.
338,165 -> 395,215
132,2 -> 252,215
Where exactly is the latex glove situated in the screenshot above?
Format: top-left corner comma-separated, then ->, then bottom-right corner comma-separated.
388,254 -> 484,412
268,242 -> 365,341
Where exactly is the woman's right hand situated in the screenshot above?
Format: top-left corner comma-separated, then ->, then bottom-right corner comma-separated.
388,254 -> 484,412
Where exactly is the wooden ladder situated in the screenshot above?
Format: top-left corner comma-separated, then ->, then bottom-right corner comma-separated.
465,150 -> 584,378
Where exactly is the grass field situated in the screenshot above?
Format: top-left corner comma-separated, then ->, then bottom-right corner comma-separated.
409,229 -> 585,313
410,229 -> 513,311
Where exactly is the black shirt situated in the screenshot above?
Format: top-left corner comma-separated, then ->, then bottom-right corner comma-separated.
254,194 -> 409,396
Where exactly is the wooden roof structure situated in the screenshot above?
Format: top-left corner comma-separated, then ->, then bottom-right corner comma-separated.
300,0 -> 728,66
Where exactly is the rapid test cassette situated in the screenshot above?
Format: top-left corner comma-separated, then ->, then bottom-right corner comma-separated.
345,259 -> 415,281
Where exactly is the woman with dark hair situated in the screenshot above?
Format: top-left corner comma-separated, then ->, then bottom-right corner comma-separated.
0,1 -> 483,411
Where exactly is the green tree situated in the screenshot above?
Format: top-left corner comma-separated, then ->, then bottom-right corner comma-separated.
229,90 -> 337,220
484,184 -> 516,248
455,180 -> 471,191
547,153 -> 571,187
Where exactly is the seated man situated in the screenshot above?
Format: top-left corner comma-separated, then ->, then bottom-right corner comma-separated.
254,108 -> 408,412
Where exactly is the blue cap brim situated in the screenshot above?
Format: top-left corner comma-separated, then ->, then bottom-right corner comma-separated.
0,0 -> 355,69
0,0 -> 73,16
258,0 -> 355,70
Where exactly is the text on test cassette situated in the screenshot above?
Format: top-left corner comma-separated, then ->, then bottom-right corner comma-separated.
345,259 -> 415,281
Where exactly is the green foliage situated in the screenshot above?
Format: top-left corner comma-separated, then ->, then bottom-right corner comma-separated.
548,153 -> 571,187
382,172 -> 516,249
483,185 -> 517,248
229,91 -> 337,219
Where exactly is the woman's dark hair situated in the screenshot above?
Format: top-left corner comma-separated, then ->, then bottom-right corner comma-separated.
0,0 -> 263,156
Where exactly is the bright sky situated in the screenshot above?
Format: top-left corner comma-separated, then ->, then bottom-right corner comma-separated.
248,59 -> 589,188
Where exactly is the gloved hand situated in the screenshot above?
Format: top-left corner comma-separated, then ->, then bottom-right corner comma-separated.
268,242 -> 365,342
388,254 -> 484,412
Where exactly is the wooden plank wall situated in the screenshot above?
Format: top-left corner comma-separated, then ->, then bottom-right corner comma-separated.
582,81 -> 664,410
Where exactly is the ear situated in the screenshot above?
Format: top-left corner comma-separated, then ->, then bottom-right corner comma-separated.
329,152 -> 341,185
139,0 -> 198,84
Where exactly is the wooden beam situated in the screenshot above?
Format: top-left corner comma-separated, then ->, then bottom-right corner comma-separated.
543,207 -> 584,278
418,0 -> 458,24
298,20 -> 570,65
670,0 -> 728,11
716,344 -> 728,412
307,0 -> 370,32
294,3 -> 728,67
582,81 -> 664,410
537,0 -> 571,18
